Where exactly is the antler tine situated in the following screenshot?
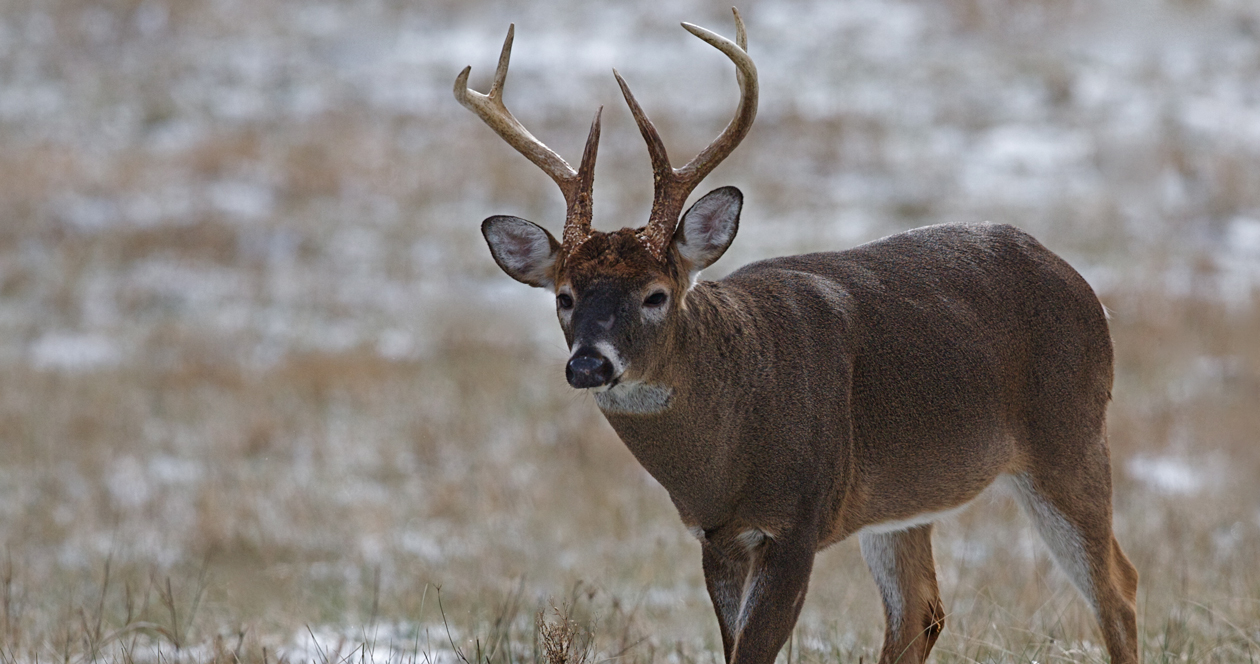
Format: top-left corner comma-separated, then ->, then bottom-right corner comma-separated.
563,106 -> 602,252
613,69 -> 672,183
675,9 -> 758,184
455,25 -> 585,205
488,23 -> 513,98
457,24 -> 605,252
629,7 -> 759,261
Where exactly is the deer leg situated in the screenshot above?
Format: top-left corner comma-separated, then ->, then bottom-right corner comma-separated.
702,542 -> 749,662
1009,472 -> 1139,664
714,530 -> 816,664
859,524 -> 945,664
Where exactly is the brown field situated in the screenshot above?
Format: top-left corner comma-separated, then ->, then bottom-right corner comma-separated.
2,287 -> 1257,663
1,0 -> 1258,661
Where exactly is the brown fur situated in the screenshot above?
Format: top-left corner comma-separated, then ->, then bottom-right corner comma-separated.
462,13 -> 1136,664
542,222 -> 1138,664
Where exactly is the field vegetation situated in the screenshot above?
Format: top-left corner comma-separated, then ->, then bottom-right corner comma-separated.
0,0 -> 1257,661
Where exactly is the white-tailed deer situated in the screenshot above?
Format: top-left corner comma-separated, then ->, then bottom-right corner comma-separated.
456,10 -> 1138,664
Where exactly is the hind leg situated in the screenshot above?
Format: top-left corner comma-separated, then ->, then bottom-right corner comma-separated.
859,524 -> 946,664
1009,472 -> 1139,664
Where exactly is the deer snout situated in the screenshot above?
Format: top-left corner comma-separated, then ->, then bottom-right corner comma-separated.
567,348 -> 615,389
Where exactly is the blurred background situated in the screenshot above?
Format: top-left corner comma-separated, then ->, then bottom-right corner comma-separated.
1,0 -> 1257,660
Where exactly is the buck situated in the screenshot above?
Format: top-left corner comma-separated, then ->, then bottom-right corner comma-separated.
455,10 -> 1138,664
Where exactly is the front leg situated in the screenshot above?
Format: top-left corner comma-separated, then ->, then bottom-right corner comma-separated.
702,541 -> 748,662
702,526 -> 818,664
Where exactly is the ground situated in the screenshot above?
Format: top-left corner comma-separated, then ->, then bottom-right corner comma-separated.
0,0 -> 1258,661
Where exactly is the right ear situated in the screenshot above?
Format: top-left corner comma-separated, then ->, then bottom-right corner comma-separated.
674,186 -> 741,274
482,215 -> 561,288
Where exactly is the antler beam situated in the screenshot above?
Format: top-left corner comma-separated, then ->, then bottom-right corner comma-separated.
615,8 -> 759,261
455,25 -> 602,252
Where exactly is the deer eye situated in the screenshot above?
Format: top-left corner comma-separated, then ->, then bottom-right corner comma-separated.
643,291 -> 668,307
557,293 -> 574,310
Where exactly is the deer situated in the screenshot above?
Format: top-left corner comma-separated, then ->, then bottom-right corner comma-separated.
454,9 -> 1139,664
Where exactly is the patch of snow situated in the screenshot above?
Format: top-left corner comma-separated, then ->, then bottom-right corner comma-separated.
1182,95 -> 1260,148
1170,355 -> 1246,402
377,328 -> 416,360
29,332 -> 123,371
1228,216 -> 1260,255
1215,216 -> 1260,305
285,623 -> 464,664
107,456 -> 151,510
962,124 -> 1095,205
399,530 -> 444,562
948,539 -> 990,565
148,455 -> 203,485
133,1 -> 168,36
55,194 -> 119,231
209,179 -> 276,221
1125,455 -> 1205,496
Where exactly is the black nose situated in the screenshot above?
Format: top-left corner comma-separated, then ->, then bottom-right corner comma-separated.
566,351 -> 614,389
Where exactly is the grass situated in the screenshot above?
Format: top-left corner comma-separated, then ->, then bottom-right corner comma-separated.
0,287 -> 1257,663
2,0 -> 1259,660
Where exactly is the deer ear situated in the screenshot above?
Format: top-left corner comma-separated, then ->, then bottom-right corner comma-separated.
482,216 -> 561,288
674,186 -> 741,272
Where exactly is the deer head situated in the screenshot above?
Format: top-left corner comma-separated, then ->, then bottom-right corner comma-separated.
456,9 -> 758,391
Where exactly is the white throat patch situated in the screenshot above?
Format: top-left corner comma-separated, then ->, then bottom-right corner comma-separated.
594,381 -> 675,414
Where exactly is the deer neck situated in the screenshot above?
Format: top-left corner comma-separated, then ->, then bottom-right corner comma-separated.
595,281 -> 760,520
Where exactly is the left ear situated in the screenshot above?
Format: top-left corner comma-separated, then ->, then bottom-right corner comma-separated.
482,215 -> 561,288
673,186 -> 741,273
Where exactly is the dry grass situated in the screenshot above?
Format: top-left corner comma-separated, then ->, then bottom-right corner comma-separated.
1,288 -> 1257,663
2,0 -> 1259,661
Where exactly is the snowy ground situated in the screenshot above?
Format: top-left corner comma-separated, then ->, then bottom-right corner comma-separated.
4,0 -> 1259,371
1,0 -> 1258,660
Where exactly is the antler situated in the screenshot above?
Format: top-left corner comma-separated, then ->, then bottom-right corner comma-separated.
615,7 -> 758,261
455,25 -> 602,253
